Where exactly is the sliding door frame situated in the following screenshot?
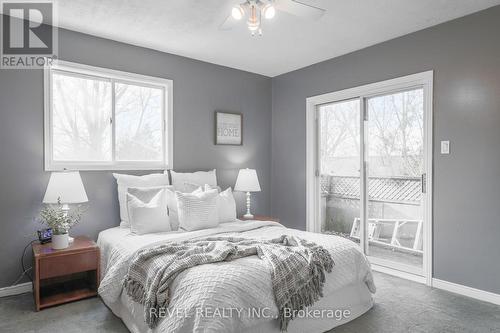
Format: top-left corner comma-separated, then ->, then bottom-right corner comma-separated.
306,71 -> 434,285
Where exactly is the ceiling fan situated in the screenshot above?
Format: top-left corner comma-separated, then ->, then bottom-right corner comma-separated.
220,0 -> 326,36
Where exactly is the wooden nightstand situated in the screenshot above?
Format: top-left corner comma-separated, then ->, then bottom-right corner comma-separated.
239,215 -> 280,223
32,236 -> 100,311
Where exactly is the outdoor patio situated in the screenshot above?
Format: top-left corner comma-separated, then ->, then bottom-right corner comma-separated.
321,175 -> 423,269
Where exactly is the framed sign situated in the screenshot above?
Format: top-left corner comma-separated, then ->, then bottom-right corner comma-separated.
215,111 -> 243,145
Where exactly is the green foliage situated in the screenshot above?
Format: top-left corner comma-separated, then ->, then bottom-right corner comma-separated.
39,204 -> 85,235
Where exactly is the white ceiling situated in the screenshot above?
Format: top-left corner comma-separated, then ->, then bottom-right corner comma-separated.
53,0 -> 500,77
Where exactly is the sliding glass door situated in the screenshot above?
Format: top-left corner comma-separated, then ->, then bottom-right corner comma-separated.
365,89 -> 424,274
310,72 -> 432,280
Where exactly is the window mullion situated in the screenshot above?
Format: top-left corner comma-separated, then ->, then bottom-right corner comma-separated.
162,87 -> 167,166
111,79 -> 116,164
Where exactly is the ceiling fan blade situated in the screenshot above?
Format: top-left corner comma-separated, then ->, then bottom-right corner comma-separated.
219,13 -> 238,31
219,0 -> 248,31
275,0 -> 326,20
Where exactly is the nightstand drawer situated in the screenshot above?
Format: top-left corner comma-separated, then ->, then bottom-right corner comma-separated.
39,250 -> 98,279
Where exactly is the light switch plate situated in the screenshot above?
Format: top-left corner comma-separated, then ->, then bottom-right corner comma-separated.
441,141 -> 450,154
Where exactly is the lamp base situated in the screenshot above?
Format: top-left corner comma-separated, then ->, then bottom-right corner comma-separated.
61,204 -> 74,243
244,192 -> 255,220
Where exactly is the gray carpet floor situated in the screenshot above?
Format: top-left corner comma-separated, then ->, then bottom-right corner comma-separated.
1,272 -> 499,333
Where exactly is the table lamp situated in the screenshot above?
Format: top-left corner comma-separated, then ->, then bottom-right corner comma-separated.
234,168 -> 261,219
43,171 -> 88,242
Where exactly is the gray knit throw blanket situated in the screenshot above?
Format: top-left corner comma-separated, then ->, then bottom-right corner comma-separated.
123,235 -> 334,331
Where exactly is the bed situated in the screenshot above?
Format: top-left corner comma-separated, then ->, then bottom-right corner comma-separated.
97,219 -> 375,333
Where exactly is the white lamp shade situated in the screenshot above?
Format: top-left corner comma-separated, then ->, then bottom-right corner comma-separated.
43,172 -> 88,204
234,168 -> 261,192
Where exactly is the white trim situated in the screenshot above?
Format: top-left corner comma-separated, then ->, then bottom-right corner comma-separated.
423,72 -> 434,285
372,264 -> 426,284
360,97 -> 368,253
306,71 -> 434,285
305,101 -> 318,233
306,71 -> 433,106
0,282 -> 32,298
432,279 -> 500,306
44,60 -> 174,171
166,75 -> 174,170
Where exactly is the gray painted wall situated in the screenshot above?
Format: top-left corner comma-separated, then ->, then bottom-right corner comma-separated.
0,27 -> 272,288
2,6 -> 500,296
271,6 -> 500,294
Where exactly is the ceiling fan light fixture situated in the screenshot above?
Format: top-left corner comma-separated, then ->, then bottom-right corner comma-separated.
231,5 -> 244,20
247,4 -> 260,32
248,23 -> 259,32
262,4 -> 275,19
222,0 -> 325,36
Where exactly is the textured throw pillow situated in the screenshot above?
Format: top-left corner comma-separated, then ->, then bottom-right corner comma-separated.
126,189 -> 170,235
165,186 -> 203,231
113,173 -> 170,228
169,169 -> 217,192
175,189 -> 219,231
205,185 -> 237,223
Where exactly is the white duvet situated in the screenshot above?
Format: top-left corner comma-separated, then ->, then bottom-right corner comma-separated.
98,220 -> 375,333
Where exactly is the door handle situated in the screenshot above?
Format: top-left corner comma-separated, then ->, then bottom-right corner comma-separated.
421,173 -> 427,193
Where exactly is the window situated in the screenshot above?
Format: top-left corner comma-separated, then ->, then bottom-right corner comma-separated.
44,61 -> 173,170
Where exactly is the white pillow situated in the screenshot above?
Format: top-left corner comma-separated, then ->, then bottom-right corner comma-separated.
175,189 -> 219,231
126,189 -> 170,235
184,182 -> 221,193
128,186 -> 173,203
128,186 -> 173,226
165,186 -> 202,231
169,169 -> 217,192
113,173 -> 170,228
206,185 -> 236,223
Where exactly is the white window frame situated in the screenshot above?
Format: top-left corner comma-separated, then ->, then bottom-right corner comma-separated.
306,71 -> 433,285
44,60 -> 173,171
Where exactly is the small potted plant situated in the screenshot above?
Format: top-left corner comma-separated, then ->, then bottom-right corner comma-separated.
39,203 -> 84,249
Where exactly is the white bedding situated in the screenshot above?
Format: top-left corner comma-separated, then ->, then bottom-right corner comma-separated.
98,220 -> 376,333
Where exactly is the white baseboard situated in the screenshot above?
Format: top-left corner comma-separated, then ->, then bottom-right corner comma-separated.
432,278 -> 500,306
0,282 -> 32,298
3,276 -> 498,308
